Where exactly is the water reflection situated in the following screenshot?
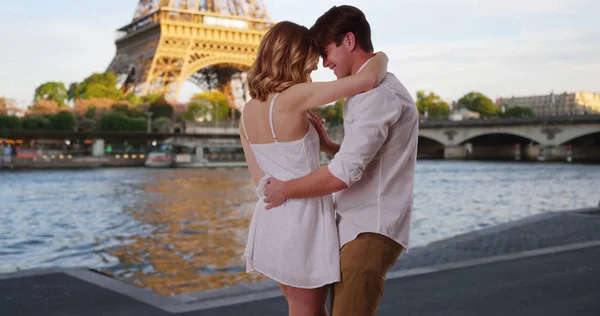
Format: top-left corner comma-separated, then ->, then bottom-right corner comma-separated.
1,162 -> 599,296
101,169 -> 265,296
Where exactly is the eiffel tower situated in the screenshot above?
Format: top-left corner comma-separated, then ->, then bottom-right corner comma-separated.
107,0 -> 273,106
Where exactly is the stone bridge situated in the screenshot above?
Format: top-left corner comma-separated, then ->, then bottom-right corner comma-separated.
418,116 -> 600,161
178,116 -> 600,162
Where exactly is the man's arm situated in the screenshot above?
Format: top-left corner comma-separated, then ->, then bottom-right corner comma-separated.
264,89 -> 401,209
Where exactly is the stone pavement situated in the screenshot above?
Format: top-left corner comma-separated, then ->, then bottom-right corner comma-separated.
1,207 -> 600,316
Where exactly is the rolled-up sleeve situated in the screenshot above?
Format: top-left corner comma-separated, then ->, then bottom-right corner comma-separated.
328,89 -> 401,187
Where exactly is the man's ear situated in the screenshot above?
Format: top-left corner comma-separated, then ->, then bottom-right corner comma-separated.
344,32 -> 357,51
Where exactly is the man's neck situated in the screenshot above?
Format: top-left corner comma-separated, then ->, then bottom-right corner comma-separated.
351,51 -> 376,75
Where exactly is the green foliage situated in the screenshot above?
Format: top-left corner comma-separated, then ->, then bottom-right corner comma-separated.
501,106 -> 535,118
323,99 -> 344,125
127,106 -> 148,118
142,94 -> 165,105
111,103 -> 130,115
71,72 -> 124,101
84,107 -> 97,119
67,82 -> 78,101
183,100 -> 209,121
189,91 -> 233,122
152,117 -> 172,133
22,116 -> 52,130
34,82 -> 68,107
78,118 -> 97,132
457,91 -> 498,117
128,117 -> 148,132
416,91 -> 450,120
98,112 -> 130,132
83,83 -> 124,100
50,111 -> 75,131
0,115 -> 21,130
126,93 -> 142,107
149,102 -> 174,119
98,112 -> 147,132
143,94 -> 173,119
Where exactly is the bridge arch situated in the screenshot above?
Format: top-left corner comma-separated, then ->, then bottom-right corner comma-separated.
417,135 -> 445,159
418,130 -> 450,146
456,130 -> 542,145
556,128 -> 600,146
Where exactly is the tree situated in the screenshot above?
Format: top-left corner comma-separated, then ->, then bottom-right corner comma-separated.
111,101 -> 131,115
50,111 -> 75,131
145,95 -> 173,119
83,83 -> 124,100
0,115 -> 21,130
149,102 -> 174,120
152,117 -> 172,133
190,91 -> 232,121
67,82 -> 78,101
78,118 -> 97,132
1,97 -> 23,117
183,99 -> 210,121
125,93 -> 142,107
457,91 -> 498,117
501,106 -> 535,118
22,116 -> 52,130
71,72 -> 124,101
323,99 -> 344,125
27,99 -> 61,116
73,98 -> 114,117
98,112 -> 147,132
128,117 -> 147,132
127,105 -> 148,118
34,82 -> 68,106
416,91 -> 450,120
142,94 -> 165,105
98,112 -> 130,131
1,97 -> 16,115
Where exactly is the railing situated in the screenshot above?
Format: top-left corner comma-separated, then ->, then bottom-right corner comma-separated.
420,114 -> 600,128
115,7 -> 274,41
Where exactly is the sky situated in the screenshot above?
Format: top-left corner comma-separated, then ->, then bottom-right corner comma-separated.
0,0 -> 599,109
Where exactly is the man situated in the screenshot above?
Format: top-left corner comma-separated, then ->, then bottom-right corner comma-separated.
263,5 -> 419,316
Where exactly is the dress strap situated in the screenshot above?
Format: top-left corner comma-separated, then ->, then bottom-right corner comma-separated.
268,93 -> 281,142
241,107 -> 251,144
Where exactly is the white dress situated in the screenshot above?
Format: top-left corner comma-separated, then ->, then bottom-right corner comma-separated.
242,93 -> 340,288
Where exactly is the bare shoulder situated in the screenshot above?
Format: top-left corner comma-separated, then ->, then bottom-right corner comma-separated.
244,98 -> 261,110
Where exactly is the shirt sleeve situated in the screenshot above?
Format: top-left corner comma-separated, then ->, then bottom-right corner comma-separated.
327,88 -> 402,187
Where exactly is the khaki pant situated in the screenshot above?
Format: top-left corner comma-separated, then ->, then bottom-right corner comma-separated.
331,233 -> 403,316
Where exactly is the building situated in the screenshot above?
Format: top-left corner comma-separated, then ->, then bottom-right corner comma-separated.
496,91 -> 600,116
448,108 -> 481,121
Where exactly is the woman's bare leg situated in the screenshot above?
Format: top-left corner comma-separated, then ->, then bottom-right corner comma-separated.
285,285 -> 330,316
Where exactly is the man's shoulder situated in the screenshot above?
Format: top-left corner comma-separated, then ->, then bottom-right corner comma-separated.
352,72 -> 413,104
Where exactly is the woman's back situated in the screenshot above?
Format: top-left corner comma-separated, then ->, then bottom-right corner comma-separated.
241,92 -> 320,181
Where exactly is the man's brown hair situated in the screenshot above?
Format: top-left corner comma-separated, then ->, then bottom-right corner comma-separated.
309,5 -> 374,57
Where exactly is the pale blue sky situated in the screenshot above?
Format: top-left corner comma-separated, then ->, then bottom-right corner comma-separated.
1,0 -> 599,108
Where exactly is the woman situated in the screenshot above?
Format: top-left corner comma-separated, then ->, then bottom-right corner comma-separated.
240,21 -> 388,316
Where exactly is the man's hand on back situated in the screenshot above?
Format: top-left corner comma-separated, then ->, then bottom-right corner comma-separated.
264,177 -> 287,210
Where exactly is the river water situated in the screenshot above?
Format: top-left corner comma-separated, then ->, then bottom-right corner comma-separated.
1,161 -> 598,295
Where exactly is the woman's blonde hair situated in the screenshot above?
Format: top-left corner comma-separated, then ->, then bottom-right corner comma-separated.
247,21 -> 319,101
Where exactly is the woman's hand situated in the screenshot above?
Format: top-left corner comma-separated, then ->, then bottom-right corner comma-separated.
308,110 -> 339,157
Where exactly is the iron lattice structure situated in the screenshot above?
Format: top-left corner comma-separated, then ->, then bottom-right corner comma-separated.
107,0 -> 273,106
